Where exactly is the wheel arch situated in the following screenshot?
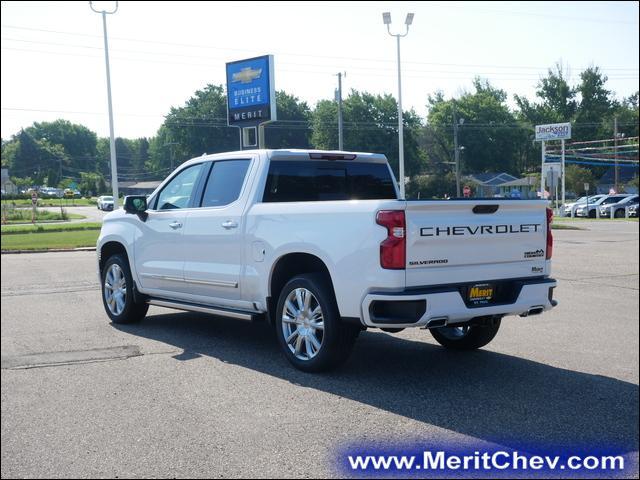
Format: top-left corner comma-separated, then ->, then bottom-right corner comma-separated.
99,240 -> 131,274
267,252 -> 338,324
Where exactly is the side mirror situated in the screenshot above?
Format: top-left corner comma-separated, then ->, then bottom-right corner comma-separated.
124,195 -> 147,214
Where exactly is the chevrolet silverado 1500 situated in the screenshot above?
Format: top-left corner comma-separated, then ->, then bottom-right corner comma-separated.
97,149 -> 557,371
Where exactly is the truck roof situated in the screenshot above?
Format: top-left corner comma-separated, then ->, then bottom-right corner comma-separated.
185,149 -> 389,166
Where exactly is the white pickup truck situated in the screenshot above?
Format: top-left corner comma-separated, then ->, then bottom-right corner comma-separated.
97,149 -> 557,371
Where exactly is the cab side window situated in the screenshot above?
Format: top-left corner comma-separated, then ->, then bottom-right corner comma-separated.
200,160 -> 250,208
156,164 -> 203,210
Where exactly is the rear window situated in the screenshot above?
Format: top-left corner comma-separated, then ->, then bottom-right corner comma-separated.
263,160 -> 396,202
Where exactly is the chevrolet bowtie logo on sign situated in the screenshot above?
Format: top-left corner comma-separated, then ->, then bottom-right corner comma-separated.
232,67 -> 263,84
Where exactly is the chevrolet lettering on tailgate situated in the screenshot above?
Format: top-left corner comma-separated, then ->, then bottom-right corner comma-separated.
420,224 -> 542,237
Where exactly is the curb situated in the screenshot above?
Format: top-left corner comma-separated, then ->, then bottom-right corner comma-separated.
1,247 -> 96,255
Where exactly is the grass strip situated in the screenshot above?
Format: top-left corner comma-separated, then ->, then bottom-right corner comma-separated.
1,222 -> 102,235
1,229 -> 100,251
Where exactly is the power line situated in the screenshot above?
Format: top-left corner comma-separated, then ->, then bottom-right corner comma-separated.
7,45 -> 638,82
3,45 -> 639,82
3,36 -> 638,78
2,24 -> 638,72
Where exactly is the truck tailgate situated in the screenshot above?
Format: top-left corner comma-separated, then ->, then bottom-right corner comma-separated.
404,200 -> 549,287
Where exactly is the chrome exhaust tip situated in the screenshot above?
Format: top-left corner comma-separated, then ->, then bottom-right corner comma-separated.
520,306 -> 545,317
425,317 -> 448,329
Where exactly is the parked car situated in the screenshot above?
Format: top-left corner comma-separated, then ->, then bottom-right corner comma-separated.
96,149 -> 557,372
599,195 -> 639,218
628,203 -> 638,218
39,186 -> 64,198
575,194 -> 632,218
562,195 -> 605,217
97,195 -> 114,211
63,188 -> 82,198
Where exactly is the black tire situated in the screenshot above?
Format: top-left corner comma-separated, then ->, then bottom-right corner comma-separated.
381,328 -> 405,333
589,209 -> 596,218
430,317 -> 501,350
275,273 -> 359,372
100,254 -> 148,324
614,208 -> 625,218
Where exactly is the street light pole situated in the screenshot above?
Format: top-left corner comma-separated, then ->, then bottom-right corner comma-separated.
383,11 -> 414,200
90,1 -> 119,208
614,116 -> 619,193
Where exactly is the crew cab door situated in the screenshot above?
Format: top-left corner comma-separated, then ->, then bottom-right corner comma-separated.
181,158 -> 254,303
134,163 -> 205,294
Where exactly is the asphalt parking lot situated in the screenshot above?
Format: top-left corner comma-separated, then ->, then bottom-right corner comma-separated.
1,221 -> 638,478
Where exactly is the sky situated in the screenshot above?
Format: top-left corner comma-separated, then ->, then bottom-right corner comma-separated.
1,1 -> 638,140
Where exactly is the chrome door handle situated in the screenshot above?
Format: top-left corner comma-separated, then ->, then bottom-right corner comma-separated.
222,220 -> 238,229
169,221 -> 183,230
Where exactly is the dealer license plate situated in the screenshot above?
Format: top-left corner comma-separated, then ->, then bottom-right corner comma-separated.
468,283 -> 495,305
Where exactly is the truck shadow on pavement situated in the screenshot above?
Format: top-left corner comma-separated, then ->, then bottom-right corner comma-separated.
114,312 -> 639,455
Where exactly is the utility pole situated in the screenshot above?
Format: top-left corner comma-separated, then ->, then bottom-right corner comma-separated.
163,141 -> 179,171
336,72 -> 345,150
90,1 -> 119,208
614,116 -> 619,193
453,104 -> 461,197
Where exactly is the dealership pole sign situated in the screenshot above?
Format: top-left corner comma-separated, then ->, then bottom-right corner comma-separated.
536,122 -> 571,211
226,55 -> 276,149
535,122 -> 571,141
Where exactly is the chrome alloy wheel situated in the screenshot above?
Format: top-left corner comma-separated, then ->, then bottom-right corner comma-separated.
104,263 -> 127,316
281,288 -> 324,361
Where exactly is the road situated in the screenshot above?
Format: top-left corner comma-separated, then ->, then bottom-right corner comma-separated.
1,222 -> 638,478
43,205 -> 108,223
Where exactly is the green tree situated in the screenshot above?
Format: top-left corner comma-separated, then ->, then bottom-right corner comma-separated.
11,130 -> 44,181
611,91 -> 639,139
575,67 -> 614,140
564,164 -> 596,196
147,126 -> 173,173
79,172 -> 106,195
516,63 -> 577,124
156,84 -> 239,166
115,137 -> 133,170
312,90 -> 424,179
424,79 -> 526,176
26,119 -> 97,171
265,91 -> 312,148
11,176 -> 34,190
1,138 -> 19,169
406,172 -> 457,199
133,138 -> 150,172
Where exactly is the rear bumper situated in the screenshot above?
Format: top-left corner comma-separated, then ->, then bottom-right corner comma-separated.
361,277 -> 557,329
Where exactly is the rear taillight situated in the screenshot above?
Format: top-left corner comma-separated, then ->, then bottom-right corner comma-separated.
546,207 -> 553,260
376,210 -> 406,269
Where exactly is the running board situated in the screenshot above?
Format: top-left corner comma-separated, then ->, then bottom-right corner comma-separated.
147,298 -> 258,321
